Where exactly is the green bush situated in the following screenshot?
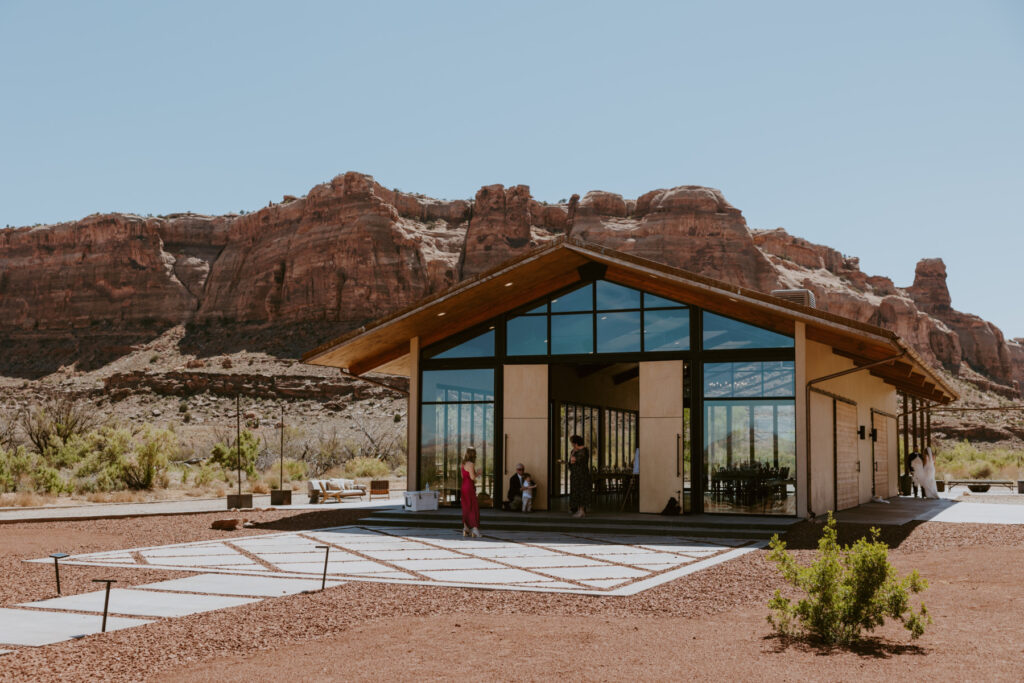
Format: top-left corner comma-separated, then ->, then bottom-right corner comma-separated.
0,445 -> 32,492
767,513 -> 930,645
119,427 -> 176,489
194,462 -> 217,487
32,464 -> 66,494
210,430 -> 259,478
969,461 -> 993,480
343,456 -> 390,479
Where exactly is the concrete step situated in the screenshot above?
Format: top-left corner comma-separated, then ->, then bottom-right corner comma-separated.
359,510 -> 793,540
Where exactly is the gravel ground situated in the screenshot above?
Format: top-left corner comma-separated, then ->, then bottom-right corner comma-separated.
1,513 -> 1023,682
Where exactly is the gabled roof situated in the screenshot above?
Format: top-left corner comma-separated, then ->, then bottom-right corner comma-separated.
303,236 -> 957,404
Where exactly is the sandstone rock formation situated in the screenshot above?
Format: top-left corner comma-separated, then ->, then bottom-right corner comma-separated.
1,172 -> 1021,396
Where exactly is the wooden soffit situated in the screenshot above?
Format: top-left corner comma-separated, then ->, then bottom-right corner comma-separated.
302,236 -> 958,404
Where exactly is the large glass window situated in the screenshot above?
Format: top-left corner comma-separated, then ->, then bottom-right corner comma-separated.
426,329 -> 495,359
703,312 -> 793,350
420,369 -> 495,507
644,309 -> 690,351
551,313 -> 593,355
504,280 -> 690,357
597,312 -> 641,353
507,315 -> 547,356
703,360 -> 796,515
703,361 -> 795,398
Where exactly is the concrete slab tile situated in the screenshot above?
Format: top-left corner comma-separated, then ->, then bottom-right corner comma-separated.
500,555 -> 606,568
273,561 -> 393,575
589,552 -> 688,565
393,558 -> 501,571
579,578 -> 630,588
0,649 -> 15,655
633,563 -> 689,572
141,545 -> 235,557
362,549 -> 463,561
419,568 -> 542,584
145,555 -> 257,567
138,574 -> 343,596
21,589 -> 260,618
459,546 -> 563,558
519,581 -> 581,590
542,565 -> 648,580
0,608 -> 152,646
349,571 -> 417,580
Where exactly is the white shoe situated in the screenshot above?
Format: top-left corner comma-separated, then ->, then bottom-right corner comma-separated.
470,527 -> 482,538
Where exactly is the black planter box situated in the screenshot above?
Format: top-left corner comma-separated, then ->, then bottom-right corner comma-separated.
227,493 -> 253,509
1018,481 -> 1024,495
898,474 -> 912,496
270,489 -> 292,506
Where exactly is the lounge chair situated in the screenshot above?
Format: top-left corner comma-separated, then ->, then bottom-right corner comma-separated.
369,480 -> 390,500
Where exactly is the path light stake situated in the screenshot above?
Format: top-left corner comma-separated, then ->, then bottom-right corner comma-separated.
92,579 -> 116,632
49,553 -> 69,595
316,545 -> 330,590
280,403 -> 285,491
236,393 -> 242,497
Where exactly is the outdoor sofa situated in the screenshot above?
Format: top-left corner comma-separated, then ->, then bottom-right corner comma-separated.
307,478 -> 367,503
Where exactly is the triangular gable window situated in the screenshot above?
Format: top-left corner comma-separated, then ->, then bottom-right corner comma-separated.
702,312 -> 793,350
427,329 -> 495,359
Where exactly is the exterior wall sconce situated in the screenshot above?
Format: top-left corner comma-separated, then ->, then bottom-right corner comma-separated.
858,426 -> 866,440
870,428 -> 878,442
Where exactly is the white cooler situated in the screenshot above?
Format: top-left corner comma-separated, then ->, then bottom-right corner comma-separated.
404,490 -> 439,511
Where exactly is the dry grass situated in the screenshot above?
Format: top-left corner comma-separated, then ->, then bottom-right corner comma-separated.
85,491 -> 146,504
0,492 -> 55,507
251,481 -> 270,494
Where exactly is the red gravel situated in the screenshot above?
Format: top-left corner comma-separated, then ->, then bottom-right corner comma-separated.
1,513 -> 1023,682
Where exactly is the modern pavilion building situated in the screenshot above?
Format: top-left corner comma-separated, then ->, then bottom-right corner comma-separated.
303,237 -> 957,518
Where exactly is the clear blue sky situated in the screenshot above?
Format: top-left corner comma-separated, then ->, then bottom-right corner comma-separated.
2,1 -> 1022,337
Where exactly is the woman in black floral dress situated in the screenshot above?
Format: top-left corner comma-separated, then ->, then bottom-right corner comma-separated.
568,434 -> 592,518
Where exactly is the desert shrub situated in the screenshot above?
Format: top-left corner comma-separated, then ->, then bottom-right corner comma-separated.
20,397 -> 98,455
194,462 -> 217,487
44,432 -> 93,469
767,513 -> 930,645
120,427 -> 176,489
305,430 -> 345,477
251,480 -> 269,494
968,461 -> 993,480
343,456 -> 391,479
393,463 -> 407,478
209,429 -> 259,478
72,427 -> 133,492
285,459 -> 307,481
31,464 -> 66,494
0,445 -> 32,492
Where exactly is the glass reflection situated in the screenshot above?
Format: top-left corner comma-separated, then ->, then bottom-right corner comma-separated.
702,312 -> 793,350
507,316 -> 547,356
704,400 -> 796,515
596,281 -> 641,310
421,402 -> 495,507
703,361 -> 795,398
550,284 -> 593,313
551,313 -> 594,355
429,329 -> 495,359
643,292 -> 684,308
644,308 -> 690,351
421,369 -> 494,403
597,311 -> 641,353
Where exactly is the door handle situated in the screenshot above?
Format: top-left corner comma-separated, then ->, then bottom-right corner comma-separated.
504,434 -> 509,475
676,434 -> 682,477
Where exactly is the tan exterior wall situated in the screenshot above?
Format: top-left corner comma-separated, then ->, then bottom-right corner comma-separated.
639,360 -> 684,513
503,365 -> 549,510
407,336 -> 420,493
805,339 -> 899,513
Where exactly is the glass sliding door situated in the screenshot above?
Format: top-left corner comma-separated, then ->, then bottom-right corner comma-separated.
703,361 -> 796,515
420,369 -> 495,507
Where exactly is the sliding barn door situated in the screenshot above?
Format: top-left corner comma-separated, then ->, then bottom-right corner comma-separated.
638,361 -> 684,513
503,365 -> 549,510
872,413 -> 890,498
835,401 -> 859,511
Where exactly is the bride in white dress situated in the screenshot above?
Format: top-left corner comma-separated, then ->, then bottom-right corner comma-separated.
910,447 -> 940,499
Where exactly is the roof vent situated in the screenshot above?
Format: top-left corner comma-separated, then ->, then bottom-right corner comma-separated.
771,288 -> 816,308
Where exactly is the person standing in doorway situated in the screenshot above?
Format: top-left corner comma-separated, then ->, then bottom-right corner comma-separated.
569,434 -> 593,518
461,448 -> 481,537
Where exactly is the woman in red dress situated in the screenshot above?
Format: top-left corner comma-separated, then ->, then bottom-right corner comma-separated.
460,447 -> 481,537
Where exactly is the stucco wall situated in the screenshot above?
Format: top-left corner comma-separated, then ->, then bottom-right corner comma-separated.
805,340 -> 899,514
